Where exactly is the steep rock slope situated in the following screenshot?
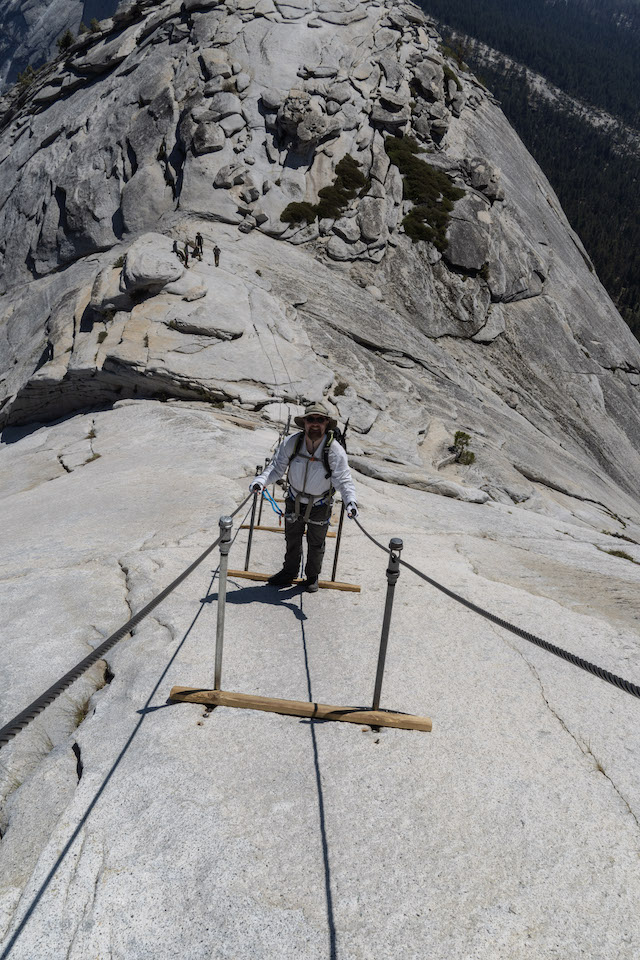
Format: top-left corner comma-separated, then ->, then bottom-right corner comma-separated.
1,400 -> 640,959
0,0 -> 638,526
1,3 -> 640,955
0,0 -> 122,91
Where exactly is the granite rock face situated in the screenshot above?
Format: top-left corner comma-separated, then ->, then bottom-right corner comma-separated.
0,0 -> 639,519
1,400 -> 640,960
1,3 -> 640,955
0,0 -> 123,92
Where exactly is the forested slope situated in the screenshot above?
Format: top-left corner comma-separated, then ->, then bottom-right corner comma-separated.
420,0 -> 640,341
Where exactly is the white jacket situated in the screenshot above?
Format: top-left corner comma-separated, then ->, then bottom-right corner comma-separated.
256,433 -> 357,506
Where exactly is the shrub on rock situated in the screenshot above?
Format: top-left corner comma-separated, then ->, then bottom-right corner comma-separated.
281,156 -> 368,224
385,135 -> 464,251
56,29 -> 75,53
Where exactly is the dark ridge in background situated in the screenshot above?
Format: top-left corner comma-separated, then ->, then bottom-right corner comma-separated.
420,0 -> 640,342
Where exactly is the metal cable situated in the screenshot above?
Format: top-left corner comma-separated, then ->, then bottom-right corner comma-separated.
0,494 -> 253,749
354,517 -> 640,701
252,321 -> 284,428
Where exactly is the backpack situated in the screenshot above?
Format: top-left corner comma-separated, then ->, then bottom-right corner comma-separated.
287,427 -> 347,480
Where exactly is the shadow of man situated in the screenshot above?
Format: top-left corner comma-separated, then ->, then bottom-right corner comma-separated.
202,582 -> 308,622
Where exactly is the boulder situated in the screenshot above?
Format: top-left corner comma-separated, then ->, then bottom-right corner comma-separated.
199,50 -> 233,80
357,197 -> 386,242
277,92 -> 315,136
120,165 -> 174,236
370,102 -> 411,128
445,221 -> 491,273
192,122 -> 226,154
207,91 -> 244,120
472,304 -> 506,343
90,267 -> 133,315
465,157 -> 504,202
297,113 -> 341,146
121,234 -> 184,293
214,163 -> 247,188
326,236 -> 367,260
235,73 -> 251,93
317,7 -> 367,24
219,114 -> 247,136
261,88 -> 286,110
73,27 -> 140,75
413,59 -> 444,100
333,217 -> 361,243
162,273 -> 208,301
325,82 -> 351,105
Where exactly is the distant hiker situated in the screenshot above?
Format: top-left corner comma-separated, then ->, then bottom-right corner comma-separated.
173,239 -> 184,264
183,241 -> 190,268
250,402 -> 358,592
213,243 -> 221,267
195,232 -> 203,257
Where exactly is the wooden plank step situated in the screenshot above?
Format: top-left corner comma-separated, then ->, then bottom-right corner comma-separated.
241,525 -> 337,537
227,569 -> 360,592
169,687 -> 432,732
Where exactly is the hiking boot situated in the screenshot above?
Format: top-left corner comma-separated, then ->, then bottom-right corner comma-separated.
304,578 -> 319,593
267,569 -> 295,586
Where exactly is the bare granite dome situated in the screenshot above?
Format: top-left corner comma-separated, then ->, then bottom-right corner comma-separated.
1,3 -> 640,956
0,0 -> 638,521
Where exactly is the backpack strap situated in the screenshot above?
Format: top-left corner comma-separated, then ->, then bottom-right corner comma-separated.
322,430 -> 335,480
287,431 -> 305,466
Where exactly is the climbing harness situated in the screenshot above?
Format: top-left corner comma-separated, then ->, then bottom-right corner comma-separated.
289,489 -> 332,524
287,426 -> 346,480
285,421 -> 349,523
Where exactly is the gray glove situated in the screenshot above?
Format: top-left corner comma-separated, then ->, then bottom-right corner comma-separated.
250,480 -> 264,494
346,501 -> 358,519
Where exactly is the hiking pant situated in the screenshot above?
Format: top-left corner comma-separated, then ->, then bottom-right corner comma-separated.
282,497 -> 331,580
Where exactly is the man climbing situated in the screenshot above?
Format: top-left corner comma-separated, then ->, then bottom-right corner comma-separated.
250,402 -> 358,592
195,231 -> 204,258
213,243 -> 221,268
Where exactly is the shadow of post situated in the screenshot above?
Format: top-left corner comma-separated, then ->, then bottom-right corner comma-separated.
298,591 -> 338,960
1,561 -> 338,959
0,565 -> 220,959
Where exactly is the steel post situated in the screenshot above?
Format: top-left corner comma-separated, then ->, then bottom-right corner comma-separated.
257,458 -> 268,526
244,465 -> 261,571
214,515 -> 233,690
330,501 -> 346,583
372,538 -> 403,711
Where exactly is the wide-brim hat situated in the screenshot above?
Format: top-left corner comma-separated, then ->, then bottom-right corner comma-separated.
294,401 -> 337,430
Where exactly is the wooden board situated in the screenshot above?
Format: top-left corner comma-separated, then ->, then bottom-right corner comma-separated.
169,687 -> 432,732
241,524 -> 337,538
227,569 -> 360,592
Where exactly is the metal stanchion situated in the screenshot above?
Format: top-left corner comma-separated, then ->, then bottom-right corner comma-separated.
244,465 -> 261,571
372,537 -> 403,711
330,501 -> 346,583
214,515 -> 233,691
257,457 -> 269,526
330,417 -> 350,582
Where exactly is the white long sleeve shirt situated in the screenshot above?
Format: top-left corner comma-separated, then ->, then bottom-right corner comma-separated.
256,432 -> 357,506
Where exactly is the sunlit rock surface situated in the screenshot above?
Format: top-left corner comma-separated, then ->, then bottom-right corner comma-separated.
1,0 -> 640,955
